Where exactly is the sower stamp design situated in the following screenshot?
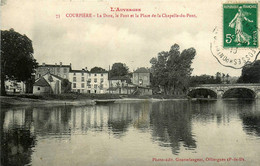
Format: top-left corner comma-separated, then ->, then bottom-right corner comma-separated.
223,4 -> 258,48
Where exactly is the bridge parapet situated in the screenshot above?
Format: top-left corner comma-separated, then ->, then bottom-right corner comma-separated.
189,83 -> 260,99
190,83 -> 260,88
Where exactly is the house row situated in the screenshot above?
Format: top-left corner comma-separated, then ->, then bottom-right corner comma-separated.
33,62 -> 152,95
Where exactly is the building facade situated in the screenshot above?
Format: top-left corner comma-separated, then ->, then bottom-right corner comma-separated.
35,62 -> 71,80
33,73 -> 66,95
132,67 -> 150,87
69,70 -> 109,94
5,80 -> 26,94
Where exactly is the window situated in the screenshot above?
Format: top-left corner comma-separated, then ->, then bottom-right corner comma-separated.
81,83 -> 85,88
64,68 -> 67,72
94,84 -> 97,88
73,77 -> 76,82
94,74 -> 97,76
100,84 -> 103,89
38,87 -> 40,90
73,83 -> 76,88
81,77 -> 84,82
89,73 -> 91,77
100,78 -> 104,83
94,78 -> 97,83
73,73 -> 76,75
101,73 -> 103,76
81,73 -> 84,76
57,68 -> 60,72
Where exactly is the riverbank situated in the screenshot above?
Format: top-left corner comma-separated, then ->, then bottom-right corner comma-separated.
0,96 -> 96,108
0,93 -> 188,108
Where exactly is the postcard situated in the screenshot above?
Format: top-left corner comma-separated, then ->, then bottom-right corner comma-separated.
1,0 -> 260,166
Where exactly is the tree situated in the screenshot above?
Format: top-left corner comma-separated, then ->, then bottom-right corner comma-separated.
237,60 -> 260,83
189,74 -> 221,86
226,74 -> 230,84
150,44 -> 196,94
109,63 -> 129,78
90,66 -> 106,73
215,72 -> 222,83
222,73 -> 226,83
1,29 -> 38,95
61,79 -> 71,93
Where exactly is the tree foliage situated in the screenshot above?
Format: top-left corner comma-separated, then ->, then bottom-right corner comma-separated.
90,66 -> 106,73
61,79 -> 71,93
1,29 -> 38,95
190,74 -> 222,86
109,63 -> 129,78
237,60 -> 260,83
150,44 -> 196,94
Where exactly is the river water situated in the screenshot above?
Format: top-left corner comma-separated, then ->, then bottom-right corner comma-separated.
1,99 -> 260,166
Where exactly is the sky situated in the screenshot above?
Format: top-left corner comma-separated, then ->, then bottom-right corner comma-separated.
1,0 -> 260,76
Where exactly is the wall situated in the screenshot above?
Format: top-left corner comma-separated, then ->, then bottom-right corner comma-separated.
5,80 -> 26,93
133,73 -> 150,87
33,86 -> 51,95
35,65 -> 70,79
69,72 -> 109,94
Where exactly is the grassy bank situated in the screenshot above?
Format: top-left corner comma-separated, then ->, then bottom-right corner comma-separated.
4,93 -> 187,100
5,93 -> 122,100
0,93 -> 188,108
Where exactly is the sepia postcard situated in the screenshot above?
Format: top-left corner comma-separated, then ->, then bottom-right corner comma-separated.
1,0 -> 260,166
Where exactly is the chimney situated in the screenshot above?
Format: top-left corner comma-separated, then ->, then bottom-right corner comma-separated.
85,67 -> 88,71
42,63 -> 45,66
60,62 -> 62,66
70,63 -> 72,67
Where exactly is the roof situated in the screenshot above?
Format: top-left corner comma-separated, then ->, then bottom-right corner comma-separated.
70,70 -> 108,73
90,71 -> 108,73
109,76 -> 129,80
70,69 -> 89,73
38,64 -> 71,68
134,67 -> 150,73
50,74 -> 65,80
33,77 -> 50,87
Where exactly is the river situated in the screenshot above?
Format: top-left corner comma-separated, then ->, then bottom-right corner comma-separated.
1,99 -> 260,166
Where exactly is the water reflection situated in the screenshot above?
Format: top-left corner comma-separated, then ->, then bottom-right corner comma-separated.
1,100 -> 260,166
237,100 -> 260,137
150,101 -> 196,154
1,108 -> 36,166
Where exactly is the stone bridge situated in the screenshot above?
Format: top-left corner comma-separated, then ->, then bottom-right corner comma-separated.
189,84 -> 260,99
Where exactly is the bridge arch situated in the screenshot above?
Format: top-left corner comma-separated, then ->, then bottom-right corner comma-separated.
188,88 -> 217,99
222,88 -> 256,99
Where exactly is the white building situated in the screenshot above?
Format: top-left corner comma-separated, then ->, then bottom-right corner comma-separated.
68,69 -> 109,94
5,80 -> 26,94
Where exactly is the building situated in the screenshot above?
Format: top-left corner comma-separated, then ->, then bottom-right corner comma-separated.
108,76 -> 134,94
109,76 -> 130,88
35,62 -> 71,80
69,69 -> 109,94
5,80 -> 26,94
132,67 -> 150,87
33,73 -> 69,95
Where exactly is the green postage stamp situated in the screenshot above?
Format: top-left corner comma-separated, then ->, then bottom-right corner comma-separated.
223,4 -> 258,48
